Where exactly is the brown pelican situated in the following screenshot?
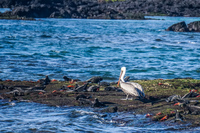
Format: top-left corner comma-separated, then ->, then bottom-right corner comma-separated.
117,67 -> 145,100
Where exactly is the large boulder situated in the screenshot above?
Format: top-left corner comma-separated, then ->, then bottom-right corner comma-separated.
187,21 -> 200,32
166,21 -> 189,32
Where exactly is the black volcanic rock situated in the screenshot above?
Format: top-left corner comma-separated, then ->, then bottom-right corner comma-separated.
188,21 -> 200,32
1,0 -> 200,19
166,21 -> 200,32
11,5 -> 58,18
166,21 -> 189,32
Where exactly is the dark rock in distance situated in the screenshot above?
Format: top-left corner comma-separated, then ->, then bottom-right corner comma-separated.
166,21 -> 189,32
188,21 -> 200,32
1,0 -> 200,19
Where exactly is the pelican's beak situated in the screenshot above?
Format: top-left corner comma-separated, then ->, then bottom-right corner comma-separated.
117,70 -> 123,87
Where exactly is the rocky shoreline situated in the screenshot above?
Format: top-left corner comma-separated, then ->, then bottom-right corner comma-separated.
0,0 -> 200,20
166,21 -> 200,32
0,11 -> 36,20
0,76 -> 200,128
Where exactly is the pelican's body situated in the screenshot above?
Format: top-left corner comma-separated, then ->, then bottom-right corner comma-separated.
118,67 -> 145,100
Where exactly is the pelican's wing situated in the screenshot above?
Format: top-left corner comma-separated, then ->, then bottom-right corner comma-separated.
120,81 -> 140,96
127,82 -> 145,97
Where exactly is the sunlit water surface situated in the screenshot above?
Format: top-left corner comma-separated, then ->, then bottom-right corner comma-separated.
0,16 -> 200,81
0,16 -> 200,132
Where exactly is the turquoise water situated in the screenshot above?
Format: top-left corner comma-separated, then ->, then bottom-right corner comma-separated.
0,17 -> 200,81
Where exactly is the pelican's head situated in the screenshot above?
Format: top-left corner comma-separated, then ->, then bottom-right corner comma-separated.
117,67 -> 126,86
121,67 -> 126,72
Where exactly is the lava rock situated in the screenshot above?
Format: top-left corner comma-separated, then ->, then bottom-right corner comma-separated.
1,0 -> 200,19
188,21 -> 200,32
166,21 -> 189,32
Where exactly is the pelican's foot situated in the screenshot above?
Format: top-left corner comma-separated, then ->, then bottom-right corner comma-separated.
121,98 -> 133,100
127,98 -> 133,100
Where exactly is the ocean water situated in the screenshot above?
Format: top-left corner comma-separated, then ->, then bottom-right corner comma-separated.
1,16 -> 200,132
0,100 -> 199,133
0,16 -> 200,81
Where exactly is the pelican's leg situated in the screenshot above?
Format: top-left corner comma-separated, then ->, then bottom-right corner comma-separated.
126,95 -> 133,100
121,95 -> 128,100
127,95 -> 133,100
121,95 -> 132,100
126,95 -> 129,100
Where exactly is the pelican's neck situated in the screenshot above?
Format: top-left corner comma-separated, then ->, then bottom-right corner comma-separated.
120,69 -> 126,82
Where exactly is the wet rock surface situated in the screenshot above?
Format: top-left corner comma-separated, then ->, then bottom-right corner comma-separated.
1,0 -> 200,19
166,21 -> 200,32
0,77 -> 200,128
